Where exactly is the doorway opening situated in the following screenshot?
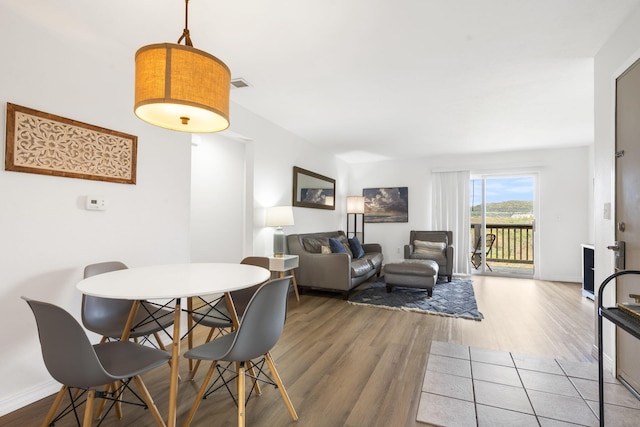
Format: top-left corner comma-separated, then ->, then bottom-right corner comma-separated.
470,175 -> 535,277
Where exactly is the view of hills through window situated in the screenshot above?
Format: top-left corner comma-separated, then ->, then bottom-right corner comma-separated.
470,176 -> 534,224
470,176 -> 535,272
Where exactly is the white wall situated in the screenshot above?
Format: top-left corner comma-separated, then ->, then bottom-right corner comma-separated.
0,4 -> 351,413
594,4 -> 640,373
349,146 -> 592,283
0,6 -> 192,414
227,104 -> 350,257
188,112 -> 351,263
190,133 -> 247,262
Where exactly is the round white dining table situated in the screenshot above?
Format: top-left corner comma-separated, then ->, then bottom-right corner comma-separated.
77,262 -> 270,299
76,262 -> 271,427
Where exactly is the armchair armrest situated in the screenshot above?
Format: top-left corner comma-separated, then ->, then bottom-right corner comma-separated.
404,244 -> 413,259
446,245 -> 454,257
444,245 -> 454,276
362,243 -> 382,253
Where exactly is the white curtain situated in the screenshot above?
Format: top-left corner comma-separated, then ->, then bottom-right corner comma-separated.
432,171 -> 471,276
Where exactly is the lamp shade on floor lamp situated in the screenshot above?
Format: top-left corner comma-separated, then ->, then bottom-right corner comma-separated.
346,196 -> 365,243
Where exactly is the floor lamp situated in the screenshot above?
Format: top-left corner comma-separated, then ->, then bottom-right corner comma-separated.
265,206 -> 295,257
346,196 -> 365,243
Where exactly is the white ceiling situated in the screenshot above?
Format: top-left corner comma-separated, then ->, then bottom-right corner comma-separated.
5,0 -> 640,162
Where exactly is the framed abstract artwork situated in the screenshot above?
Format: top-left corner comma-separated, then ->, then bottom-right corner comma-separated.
363,187 -> 408,223
5,103 -> 137,184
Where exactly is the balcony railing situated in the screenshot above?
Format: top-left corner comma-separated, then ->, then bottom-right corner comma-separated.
471,223 -> 534,265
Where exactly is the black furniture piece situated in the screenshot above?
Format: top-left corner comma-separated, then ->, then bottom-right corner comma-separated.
597,269 -> 640,427
582,244 -> 595,299
471,233 -> 496,271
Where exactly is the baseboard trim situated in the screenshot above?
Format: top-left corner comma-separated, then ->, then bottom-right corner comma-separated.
3,313 -> 208,417
0,379 -> 59,417
592,344 -> 616,379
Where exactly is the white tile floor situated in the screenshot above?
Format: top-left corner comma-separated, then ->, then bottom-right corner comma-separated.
417,341 -> 640,427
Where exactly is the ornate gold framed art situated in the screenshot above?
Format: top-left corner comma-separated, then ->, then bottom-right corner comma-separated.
5,103 -> 137,184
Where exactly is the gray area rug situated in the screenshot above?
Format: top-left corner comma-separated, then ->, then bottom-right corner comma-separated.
348,276 -> 483,321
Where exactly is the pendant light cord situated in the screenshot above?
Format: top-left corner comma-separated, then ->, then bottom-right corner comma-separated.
177,0 -> 193,47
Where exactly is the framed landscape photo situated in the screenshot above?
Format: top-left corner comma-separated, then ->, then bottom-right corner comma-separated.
363,187 -> 408,223
5,103 -> 137,184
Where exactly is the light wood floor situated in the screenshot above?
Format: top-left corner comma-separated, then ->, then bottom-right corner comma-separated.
2,275 -> 596,427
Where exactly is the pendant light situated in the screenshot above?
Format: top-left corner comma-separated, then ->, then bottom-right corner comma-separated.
134,0 -> 231,132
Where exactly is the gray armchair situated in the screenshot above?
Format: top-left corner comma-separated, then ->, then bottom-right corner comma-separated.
404,230 -> 454,282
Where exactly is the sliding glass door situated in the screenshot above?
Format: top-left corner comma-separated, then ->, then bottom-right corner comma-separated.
470,175 -> 535,276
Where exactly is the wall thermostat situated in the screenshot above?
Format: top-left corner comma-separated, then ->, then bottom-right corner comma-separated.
85,195 -> 107,211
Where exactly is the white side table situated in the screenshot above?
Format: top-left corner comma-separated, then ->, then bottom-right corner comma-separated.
269,255 -> 300,302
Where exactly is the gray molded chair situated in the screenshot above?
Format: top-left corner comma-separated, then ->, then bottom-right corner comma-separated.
23,297 -> 170,427
82,261 -> 175,421
187,256 -> 271,379
82,261 -> 175,348
182,276 -> 298,427
190,257 -> 270,327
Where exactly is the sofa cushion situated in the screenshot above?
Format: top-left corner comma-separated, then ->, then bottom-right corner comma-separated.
329,237 -> 348,254
348,237 -> 365,259
412,240 -> 446,263
351,258 -> 372,277
321,245 -> 331,254
302,237 -> 329,253
362,252 -> 383,270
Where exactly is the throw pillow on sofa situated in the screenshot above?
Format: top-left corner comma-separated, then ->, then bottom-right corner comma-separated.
337,235 -> 354,257
329,237 -> 348,254
413,240 -> 446,263
348,236 -> 365,259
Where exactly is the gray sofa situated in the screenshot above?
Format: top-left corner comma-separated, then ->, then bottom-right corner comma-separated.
286,231 -> 383,298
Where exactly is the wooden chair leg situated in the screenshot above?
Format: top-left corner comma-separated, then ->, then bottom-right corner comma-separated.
42,385 -> 67,427
238,363 -> 246,427
153,332 -> 168,351
93,383 -> 111,420
115,380 -> 124,419
83,389 -> 95,427
183,361 -> 218,427
132,375 -> 166,427
92,381 -> 125,420
264,352 -> 298,421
